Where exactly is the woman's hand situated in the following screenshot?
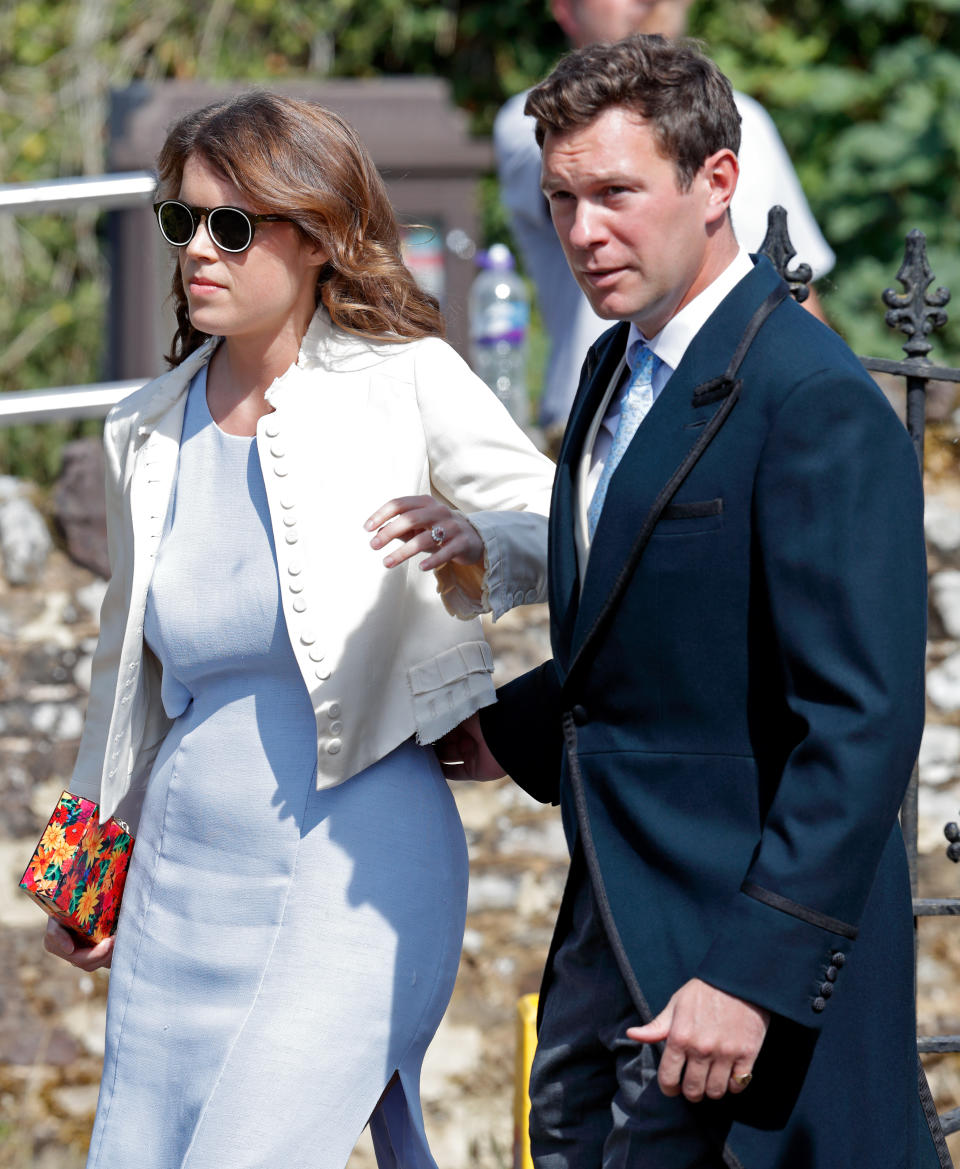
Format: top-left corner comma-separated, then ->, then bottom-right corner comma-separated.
44,917 -> 114,971
435,713 -> 505,781
365,495 -> 483,573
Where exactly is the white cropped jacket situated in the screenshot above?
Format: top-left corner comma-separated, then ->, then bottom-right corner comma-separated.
69,311 -> 554,830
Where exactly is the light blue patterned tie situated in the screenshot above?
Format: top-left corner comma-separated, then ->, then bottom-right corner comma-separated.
587,345 -> 659,537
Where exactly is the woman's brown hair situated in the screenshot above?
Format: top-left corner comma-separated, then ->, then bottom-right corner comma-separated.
155,92 -> 445,365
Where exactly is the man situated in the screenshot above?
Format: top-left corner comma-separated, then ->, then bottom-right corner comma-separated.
494,0 -> 835,433
444,35 -> 947,1169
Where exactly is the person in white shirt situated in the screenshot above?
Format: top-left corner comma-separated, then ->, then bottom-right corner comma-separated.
494,0 -> 835,431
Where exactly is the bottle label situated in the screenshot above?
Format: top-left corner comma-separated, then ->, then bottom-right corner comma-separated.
472,299 -> 530,346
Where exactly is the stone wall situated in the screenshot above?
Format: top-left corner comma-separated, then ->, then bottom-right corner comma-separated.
2,467 -> 960,1167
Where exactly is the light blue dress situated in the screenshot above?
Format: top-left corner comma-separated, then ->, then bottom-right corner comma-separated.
86,369 -> 468,1169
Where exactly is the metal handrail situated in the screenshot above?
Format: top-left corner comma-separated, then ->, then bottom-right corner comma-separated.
0,380 -> 147,427
0,172 -> 156,426
0,171 -> 156,215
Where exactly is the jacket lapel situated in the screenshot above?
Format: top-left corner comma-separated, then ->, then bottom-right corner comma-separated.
550,323 -> 629,673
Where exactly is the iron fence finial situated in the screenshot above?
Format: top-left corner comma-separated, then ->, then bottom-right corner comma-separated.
882,229 -> 950,361
758,205 -> 812,304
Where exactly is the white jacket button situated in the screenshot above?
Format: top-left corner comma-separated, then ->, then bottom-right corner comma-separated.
326,738 -> 342,754
285,530 -> 298,544
329,720 -> 343,735
264,421 -> 280,438
270,443 -> 285,458
292,599 -> 306,613
288,561 -> 303,576
316,666 -> 332,680
300,630 -> 317,645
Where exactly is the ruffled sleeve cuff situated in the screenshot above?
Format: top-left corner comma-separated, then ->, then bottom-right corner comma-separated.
434,509 -> 548,621
408,640 -> 497,743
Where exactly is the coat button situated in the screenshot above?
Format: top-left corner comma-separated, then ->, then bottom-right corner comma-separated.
819,982 -> 834,998
288,581 -> 303,594
830,951 -> 846,968
812,997 -> 826,1013
273,465 -> 289,477
283,514 -> 297,527
280,495 -> 295,509
288,562 -> 302,576
571,705 -> 588,725
326,738 -> 342,754
264,421 -> 280,438
824,965 -> 838,982
309,648 -> 325,662
316,666 -> 331,680
300,630 -> 316,645
285,530 -> 298,544
270,443 -> 285,457
323,701 -> 341,719
292,599 -> 306,613
329,720 -> 343,735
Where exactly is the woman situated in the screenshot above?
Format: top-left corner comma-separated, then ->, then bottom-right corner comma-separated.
43,92 -> 553,1169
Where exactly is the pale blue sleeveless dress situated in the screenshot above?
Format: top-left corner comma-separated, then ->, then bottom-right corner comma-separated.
86,369 -> 468,1169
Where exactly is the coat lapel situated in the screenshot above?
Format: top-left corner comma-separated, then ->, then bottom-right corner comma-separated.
550,323 -> 629,673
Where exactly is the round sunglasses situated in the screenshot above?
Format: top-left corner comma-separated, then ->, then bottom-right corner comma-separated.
153,199 -> 294,254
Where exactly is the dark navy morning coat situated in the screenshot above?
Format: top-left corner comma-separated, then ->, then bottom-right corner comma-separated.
482,257 -> 950,1168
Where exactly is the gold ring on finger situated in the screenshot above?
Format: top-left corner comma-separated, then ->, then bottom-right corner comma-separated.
731,1071 -> 753,1088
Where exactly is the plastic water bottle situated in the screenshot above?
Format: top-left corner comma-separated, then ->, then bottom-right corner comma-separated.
469,243 -> 530,425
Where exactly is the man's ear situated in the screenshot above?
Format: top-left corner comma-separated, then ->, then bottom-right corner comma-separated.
550,0 -> 579,42
702,148 -> 739,226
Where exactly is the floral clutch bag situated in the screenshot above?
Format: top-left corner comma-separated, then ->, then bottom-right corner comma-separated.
19,790 -> 134,944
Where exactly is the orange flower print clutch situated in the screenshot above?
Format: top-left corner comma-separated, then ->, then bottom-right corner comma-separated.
19,791 -> 134,944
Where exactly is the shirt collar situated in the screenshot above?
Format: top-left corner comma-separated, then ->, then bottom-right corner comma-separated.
626,249 -> 755,372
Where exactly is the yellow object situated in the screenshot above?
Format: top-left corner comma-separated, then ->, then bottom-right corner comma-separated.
514,993 -> 539,1169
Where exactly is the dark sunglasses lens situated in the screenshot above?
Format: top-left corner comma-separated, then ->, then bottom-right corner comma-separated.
158,202 -> 195,246
208,207 -> 253,252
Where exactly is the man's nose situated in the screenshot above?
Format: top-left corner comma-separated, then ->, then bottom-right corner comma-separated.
567,200 -> 604,250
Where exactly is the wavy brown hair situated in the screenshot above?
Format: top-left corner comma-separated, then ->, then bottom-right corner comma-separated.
155,92 -> 445,366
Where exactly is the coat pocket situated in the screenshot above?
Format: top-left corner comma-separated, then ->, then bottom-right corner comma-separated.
654,497 -> 724,535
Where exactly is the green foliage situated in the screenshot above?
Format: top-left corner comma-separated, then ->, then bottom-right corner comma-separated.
0,0 -> 958,481
690,0 -> 960,364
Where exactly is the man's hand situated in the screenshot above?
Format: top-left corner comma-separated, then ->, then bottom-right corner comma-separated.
626,978 -> 769,1102
435,713 -> 505,781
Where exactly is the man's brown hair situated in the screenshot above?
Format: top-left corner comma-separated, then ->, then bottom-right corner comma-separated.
525,34 -> 741,190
